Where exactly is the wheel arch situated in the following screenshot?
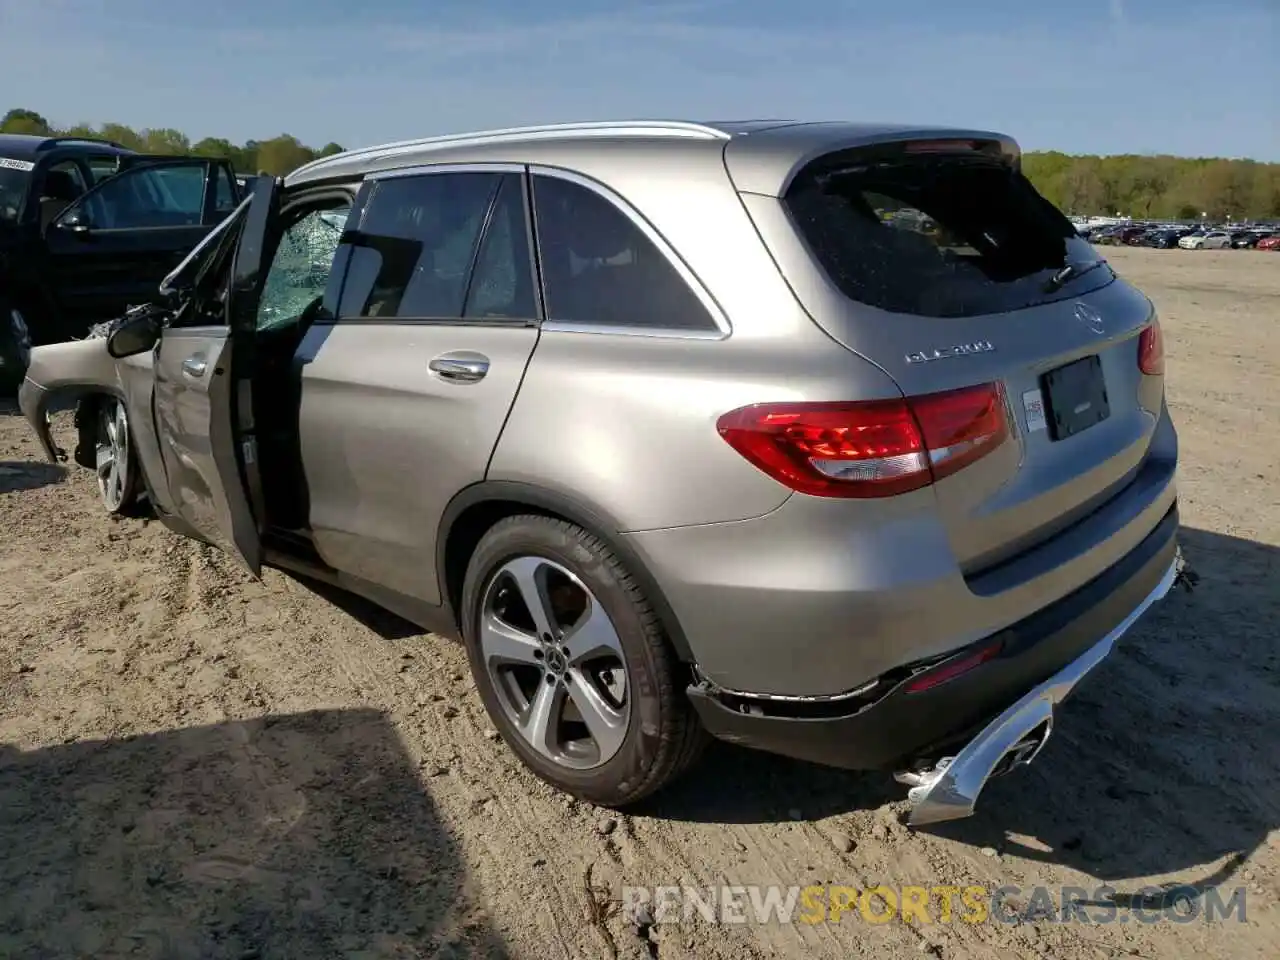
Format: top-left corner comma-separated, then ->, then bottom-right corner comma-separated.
72,389 -> 121,469
68,386 -> 161,513
437,481 -> 696,663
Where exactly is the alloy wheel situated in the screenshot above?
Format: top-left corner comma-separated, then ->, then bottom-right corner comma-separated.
95,399 -> 131,511
479,556 -> 631,770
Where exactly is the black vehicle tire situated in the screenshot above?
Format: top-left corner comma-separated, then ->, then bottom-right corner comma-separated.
89,395 -> 141,515
0,302 -> 31,396
460,514 -> 707,807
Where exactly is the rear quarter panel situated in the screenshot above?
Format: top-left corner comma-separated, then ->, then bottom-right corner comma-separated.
491,330 -> 908,531
487,143 -> 908,531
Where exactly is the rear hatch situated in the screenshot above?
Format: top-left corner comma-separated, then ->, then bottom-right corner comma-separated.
731,136 -> 1164,576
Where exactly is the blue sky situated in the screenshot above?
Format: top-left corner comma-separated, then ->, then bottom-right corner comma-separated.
2,0 -> 1276,159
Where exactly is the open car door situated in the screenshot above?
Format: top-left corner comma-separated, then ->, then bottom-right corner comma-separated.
41,158 -> 242,339
151,174 -> 281,575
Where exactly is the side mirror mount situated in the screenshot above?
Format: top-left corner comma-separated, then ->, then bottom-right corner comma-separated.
106,312 -> 160,359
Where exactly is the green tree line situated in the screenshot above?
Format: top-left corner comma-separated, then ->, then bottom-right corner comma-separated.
5,106 -> 1279,219
1,108 -> 344,177
1023,151 -> 1280,221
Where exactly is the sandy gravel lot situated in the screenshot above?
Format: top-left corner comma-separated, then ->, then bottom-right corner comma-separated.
1,247 -> 1277,959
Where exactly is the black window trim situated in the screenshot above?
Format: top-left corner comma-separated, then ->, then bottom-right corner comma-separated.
527,164 -> 730,340
319,161 -> 541,329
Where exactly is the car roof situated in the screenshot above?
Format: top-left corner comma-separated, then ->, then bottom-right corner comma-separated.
286,118 -> 1018,196
0,133 -> 134,162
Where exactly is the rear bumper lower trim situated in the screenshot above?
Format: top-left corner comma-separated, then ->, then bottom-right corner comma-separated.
905,547 -> 1182,825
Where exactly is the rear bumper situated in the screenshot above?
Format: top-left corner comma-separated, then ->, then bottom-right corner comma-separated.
687,502 -> 1179,772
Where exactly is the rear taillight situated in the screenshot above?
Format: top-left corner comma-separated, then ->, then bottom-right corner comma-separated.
1138,320 -> 1164,375
716,383 -> 1008,499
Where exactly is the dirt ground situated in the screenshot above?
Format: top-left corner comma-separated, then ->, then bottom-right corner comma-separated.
1,247 -> 1277,959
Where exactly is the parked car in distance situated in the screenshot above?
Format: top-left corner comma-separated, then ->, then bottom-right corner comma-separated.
1257,235 -> 1280,251
1179,230 -> 1231,249
18,120 -> 1181,826
1233,230 -> 1273,249
0,133 -> 241,391
1140,229 -> 1183,249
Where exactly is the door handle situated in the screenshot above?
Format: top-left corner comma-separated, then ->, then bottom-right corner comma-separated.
181,355 -> 208,378
429,352 -> 489,383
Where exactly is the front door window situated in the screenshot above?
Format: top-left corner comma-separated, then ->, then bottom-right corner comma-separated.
256,204 -> 353,331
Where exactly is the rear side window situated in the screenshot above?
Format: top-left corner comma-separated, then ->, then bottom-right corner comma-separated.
785,152 -> 1112,318
338,172 -> 503,320
531,175 -> 716,331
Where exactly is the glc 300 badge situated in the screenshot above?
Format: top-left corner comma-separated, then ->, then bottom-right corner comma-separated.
905,340 -> 996,364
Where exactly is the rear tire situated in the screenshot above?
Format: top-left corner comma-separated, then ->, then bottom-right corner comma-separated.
460,514 -> 707,807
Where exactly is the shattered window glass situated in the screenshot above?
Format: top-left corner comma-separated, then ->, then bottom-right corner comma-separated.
256,206 -> 351,331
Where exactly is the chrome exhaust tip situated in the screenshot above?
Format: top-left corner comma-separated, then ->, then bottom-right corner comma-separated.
903,553 -> 1181,827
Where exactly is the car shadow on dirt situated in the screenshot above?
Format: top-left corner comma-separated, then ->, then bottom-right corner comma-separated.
649,526 -> 1278,891
279,571 -> 424,641
636,744 -> 901,825
0,708 -> 510,959
0,460 -> 66,493
924,526 -> 1277,882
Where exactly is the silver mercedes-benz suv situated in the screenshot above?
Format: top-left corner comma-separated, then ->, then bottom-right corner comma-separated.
19,120 -> 1180,824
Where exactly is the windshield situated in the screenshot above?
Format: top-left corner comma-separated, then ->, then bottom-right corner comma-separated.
0,162 -> 32,223
785,152 -> 1113,318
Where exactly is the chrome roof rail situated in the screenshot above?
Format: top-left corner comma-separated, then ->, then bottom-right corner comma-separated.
290,120 -> 730,178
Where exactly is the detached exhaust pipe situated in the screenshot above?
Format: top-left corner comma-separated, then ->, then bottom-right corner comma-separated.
902,551 -> 1182,827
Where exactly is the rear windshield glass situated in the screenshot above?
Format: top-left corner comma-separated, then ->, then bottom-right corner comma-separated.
784,152 -> 1112,317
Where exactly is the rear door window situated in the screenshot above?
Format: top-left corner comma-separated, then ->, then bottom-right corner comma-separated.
784,150 -> 1112,318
